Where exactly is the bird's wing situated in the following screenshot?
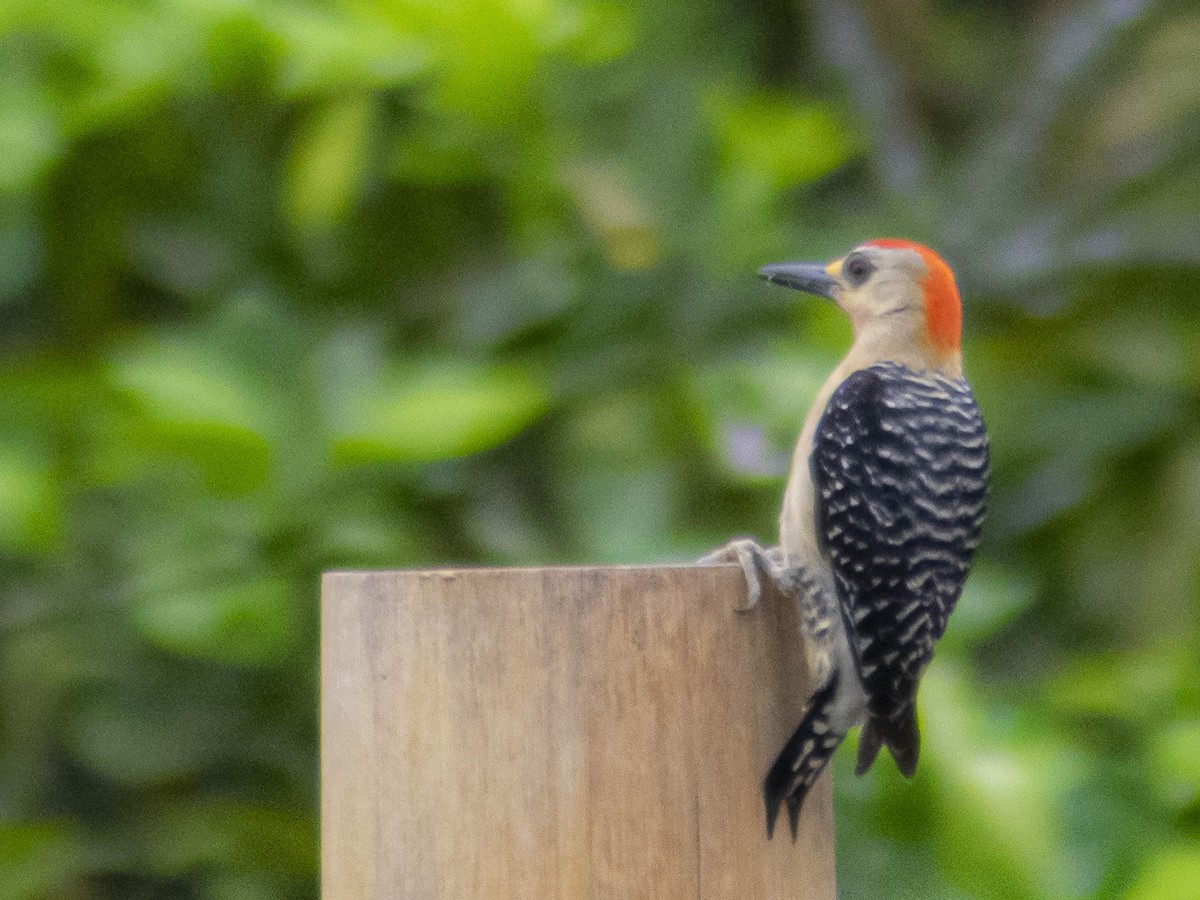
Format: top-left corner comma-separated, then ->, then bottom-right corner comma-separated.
809,364 -> 989,731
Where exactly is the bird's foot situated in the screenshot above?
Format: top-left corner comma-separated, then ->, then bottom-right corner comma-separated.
699,539 -> 796,612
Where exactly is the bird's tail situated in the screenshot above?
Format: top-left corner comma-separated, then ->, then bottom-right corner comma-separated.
762,672 -> 844,841
854,710 -> 920,778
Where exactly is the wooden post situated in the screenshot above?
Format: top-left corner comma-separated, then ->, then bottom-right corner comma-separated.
321,565 -> 835,898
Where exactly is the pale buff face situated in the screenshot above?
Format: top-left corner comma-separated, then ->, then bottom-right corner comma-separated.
758,240 -> 962,375
824,244 -> 930,346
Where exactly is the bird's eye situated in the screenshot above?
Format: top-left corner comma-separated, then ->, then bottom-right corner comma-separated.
843,255 -> 874,286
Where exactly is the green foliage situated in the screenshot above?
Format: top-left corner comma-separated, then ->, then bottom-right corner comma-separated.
2,0 -> 1200,897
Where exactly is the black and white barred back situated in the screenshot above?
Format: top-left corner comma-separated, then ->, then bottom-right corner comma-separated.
811,361 -> 989,776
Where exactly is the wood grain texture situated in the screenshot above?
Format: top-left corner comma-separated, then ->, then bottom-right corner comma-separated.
321,565 -> 835,899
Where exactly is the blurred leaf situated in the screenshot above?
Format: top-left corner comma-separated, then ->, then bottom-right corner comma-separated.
1003,387 -> 1179,465
316,496 -> 427,568
205,871 -> 282,900
0,78 -> 61,194
63,5 -> 196,135
557,0 -> 635,64
1124,845 -> 1200,900
130,576 -> 294,666
391,113 -> 493,185
1070,311 -> 1185,387
922,664 -> 1075,900
562,464 -> 678,563
268,3 -> 429,95
145,802 -> 316,879
944,562 -> 1037,647
330,360 -> 551,463
196,3 -> 286,91
109,337 -> 274,493
705,89 -> 858,269
0,821 -> 82,900
284,94 -> 374,233
67,682 -> 238,784
1149,719 -> 1200,809
0,443 -> 59,553
712,90 -> 858,189
562,159 -> 661,271
391,0 -> 548,123
1047,641 -> 1190,722
0,217 -> 44,300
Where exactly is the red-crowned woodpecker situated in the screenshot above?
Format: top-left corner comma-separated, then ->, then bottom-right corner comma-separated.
704,239 -> 989,840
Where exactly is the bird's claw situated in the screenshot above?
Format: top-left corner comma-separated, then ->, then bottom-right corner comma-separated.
700,538 -> 792,613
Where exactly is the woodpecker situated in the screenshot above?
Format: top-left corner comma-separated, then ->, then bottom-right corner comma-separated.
704,239 -> 989,840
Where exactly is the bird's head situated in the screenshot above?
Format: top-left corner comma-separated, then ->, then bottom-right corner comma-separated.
760,239 -> 963,374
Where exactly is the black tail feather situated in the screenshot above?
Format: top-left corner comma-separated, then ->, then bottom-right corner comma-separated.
763,673 -> 844,841
854,719 -> 883,776
856,710 -> 920,779
885,711 -> 920,778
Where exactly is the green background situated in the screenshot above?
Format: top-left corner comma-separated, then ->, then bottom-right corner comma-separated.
3,0 -> 1199,897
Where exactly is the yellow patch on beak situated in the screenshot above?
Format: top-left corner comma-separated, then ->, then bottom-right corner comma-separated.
825,258 -> 843,278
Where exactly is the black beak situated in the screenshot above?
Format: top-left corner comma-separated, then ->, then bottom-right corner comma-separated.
758,262 -> 838,301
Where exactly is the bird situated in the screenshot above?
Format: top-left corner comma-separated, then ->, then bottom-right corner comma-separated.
703,239 -> 989,840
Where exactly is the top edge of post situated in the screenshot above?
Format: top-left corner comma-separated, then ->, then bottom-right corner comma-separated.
322,562 -> 741,580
